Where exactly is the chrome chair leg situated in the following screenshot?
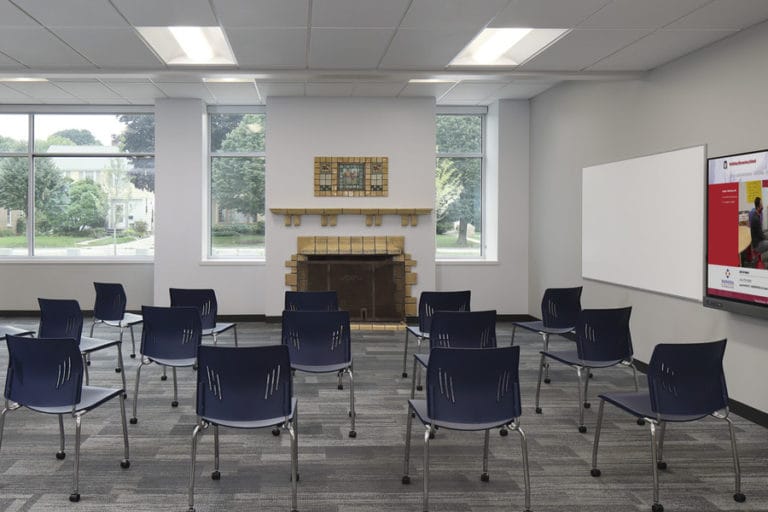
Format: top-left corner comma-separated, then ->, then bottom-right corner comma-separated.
116,344 -> 127,394
481,429 -> 490,481
128,325 -> 137,359
515,423 -> 532,512
416,343 -> 423,391
657,422 -> 667,469
423,427 -> 432,512
630,361 -> 640,391
337,370 -> 343,390
725,416 -> 746,502
293,405 -> 299,480
130,360 -> 146,424
233,326 -> 238,348
89,321 -> 96,337
649,421 -> 662,512
83,354 -> 90,385
57,414 -> 66,459
534,353 -> 545,414
119,393 -> 130,466
402,330 -> 411,378
576,367 -> 587,433
212,424 -> 220,479
288,416 -> 299,512
510,324 -> 517,346
348,367 -> 356,438
402,404 -> 413,484
70,414 -> 82,502
410,357 -> 419,399
542,333 -> 551,383
161,366 -> 167,381
582,366 -> 591,409
172,367 -> 179,407
0,404 -> 7,454
188,421 -> 204,512
590,399 -> 605,477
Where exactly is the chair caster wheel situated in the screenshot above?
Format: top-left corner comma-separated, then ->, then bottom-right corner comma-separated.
337,385 -> 344,390
69,493 -> 80,502
578,426 -> 587,433
130,353 -> 136,359
480,473 -> 489,482
290,473 -> 300,482
590,468 -> 601,477
651,503 -> 664,512
637,418 -> 646,426
402,372 -> 408,378
56,451 -> 66,460
544,378 -> 551,384
500,428 -> 508,436
123,393 -> 127,399
734,493 -> 746,503
211,471 -> 220,480
115,368 -> 122,373
129,418 -> 137,425
120,459 -> 130,469
416,385 -> 423,391
272,428 -> 281,436
87,360 -> 91,366
535,407 -> 542,414
171,401 -> 178,407
583,402 -> 591,409
349,431 -> 357,438
428,431 -> 435,439
160,375 -> 168,381
657,461 -> 667,470
589,372 -> 594,379
402,475 -> 411,484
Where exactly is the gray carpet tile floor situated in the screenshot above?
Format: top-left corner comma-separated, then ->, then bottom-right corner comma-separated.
0,319 -> 766,512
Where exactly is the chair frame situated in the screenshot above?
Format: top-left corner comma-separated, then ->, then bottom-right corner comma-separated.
90,282 -> 143,359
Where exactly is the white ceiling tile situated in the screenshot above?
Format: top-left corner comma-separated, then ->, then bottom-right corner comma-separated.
520,28 -> 652,71
206,82 -> 262,103
352,81 -> 406,97
439,81 -> 507,102
0,27 -> 94,68
50,81 -> 123,99
399,82 -> 456,98
154,82 -> 215,102
0,83 -> 30,99
213,0 -> 308,28
312,0 -> 410,28
305,82 -> 354,96
494,80 -> 558,99
380,28 -> 479,69
86,98 -> 131,105
309,28 -> 393,69
0,51 -> 24,69
13,0 -> 127,27
227,28 -> 307,68
579,0 -> 711,29
589,29 -> 736,71
668,0 -> 768,30
401,0 -> 508,30
3,81 -> 77,99
52,28 -> 164,69
111,0 -> 217,26
258,82 -> 306,97
104,81 -> 167,99
0,0 -> 37,26
490,0 -> 611,28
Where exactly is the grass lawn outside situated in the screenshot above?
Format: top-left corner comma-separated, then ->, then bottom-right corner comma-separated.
212,234 -> 265,247
0,234 -> 145,248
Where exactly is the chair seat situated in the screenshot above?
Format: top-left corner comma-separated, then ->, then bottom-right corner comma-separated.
102,312 -> 143,328
203,398 -> 298,429
414,353 -> 429,368
149,356 -> 197,368
203,322 -> 235,337
406,325 -> 429,339
514,320 -> 575,336
79,336 -> 120,353
542,349 -> 626,369
27,385 -> 123,415
291,361 -> 350,374
408,399 -> 516,431
599,391 -> 711,423
0,325 -> 34,338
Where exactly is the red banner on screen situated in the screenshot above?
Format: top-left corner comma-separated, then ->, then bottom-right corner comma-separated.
708,183 -> 739,266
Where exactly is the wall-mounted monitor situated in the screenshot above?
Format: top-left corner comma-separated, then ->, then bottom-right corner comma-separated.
705,149 -> 768,318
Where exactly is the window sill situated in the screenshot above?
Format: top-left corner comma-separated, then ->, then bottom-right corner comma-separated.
0,257 -> 153,264
436,259 -> 498,265
200,259 -> 266,266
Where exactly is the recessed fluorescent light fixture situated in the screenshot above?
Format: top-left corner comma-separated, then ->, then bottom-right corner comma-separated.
137,26 -> 237,66
203,77 -> 253,83
409,78 -> 456,83
0,77 -> 48,82
450,28 -> 569,66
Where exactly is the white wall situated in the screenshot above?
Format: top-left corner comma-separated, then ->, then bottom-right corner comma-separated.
264,97 -> 437,316
529,20 -> 768,412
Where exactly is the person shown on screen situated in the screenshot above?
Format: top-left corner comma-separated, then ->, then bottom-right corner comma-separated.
749,196 -> 768,265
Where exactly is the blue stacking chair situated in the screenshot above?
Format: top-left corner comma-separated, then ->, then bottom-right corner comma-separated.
511,286 -> 582,384
401,290 -> 471,380
188,345 -> 298,512
402,346 -> 531,512
170,288 -> 238,346
282,310 -> 356,438
285,290 -> 339,311
0,335 -> 130,502
534,307 -> 638,433
590,339 -> 746,512
38,298 -> 126,392
130,305 -> 202,424
409,310 -> 497,399
90,282 -> 143,359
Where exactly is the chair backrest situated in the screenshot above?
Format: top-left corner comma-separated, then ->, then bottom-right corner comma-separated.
93,282 -> 128,321
426,346 -> 521,426
284,291 -> 339,311
575,307 -> 633,362
417,290 -> 471,333
428,310 -> 497,350
540,286 -> 582,328
4,335 -> 83,408
140,305 -> 202,360
281,310 -> 351,367
169,288 -> 218,330
38,298 -> 84,343
647,339 -> 729,417
196,345 -> 293,422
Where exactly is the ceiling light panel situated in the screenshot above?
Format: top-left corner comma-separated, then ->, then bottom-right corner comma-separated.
137,26 -> 237,65
450,28 -> 569,66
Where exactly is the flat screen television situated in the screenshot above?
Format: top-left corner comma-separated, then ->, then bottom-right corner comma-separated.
705,148 -> 768,317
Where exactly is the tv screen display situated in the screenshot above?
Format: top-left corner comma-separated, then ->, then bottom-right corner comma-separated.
705,149 -> 768,317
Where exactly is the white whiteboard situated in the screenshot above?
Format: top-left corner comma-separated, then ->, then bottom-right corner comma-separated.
581,145 -> 705,301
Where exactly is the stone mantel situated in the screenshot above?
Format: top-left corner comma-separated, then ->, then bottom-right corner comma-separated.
270,207 -> 432,227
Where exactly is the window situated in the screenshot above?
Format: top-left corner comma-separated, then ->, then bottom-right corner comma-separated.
0,111 -> 154,257
435,111 -> 484,259
208,108 -> 265,259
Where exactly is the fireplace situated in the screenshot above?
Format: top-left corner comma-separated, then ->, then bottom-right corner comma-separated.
285,236 -> 417,321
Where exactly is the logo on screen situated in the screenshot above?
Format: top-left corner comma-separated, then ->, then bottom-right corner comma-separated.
725,268 -> 731,278
721,268 -> 734,288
